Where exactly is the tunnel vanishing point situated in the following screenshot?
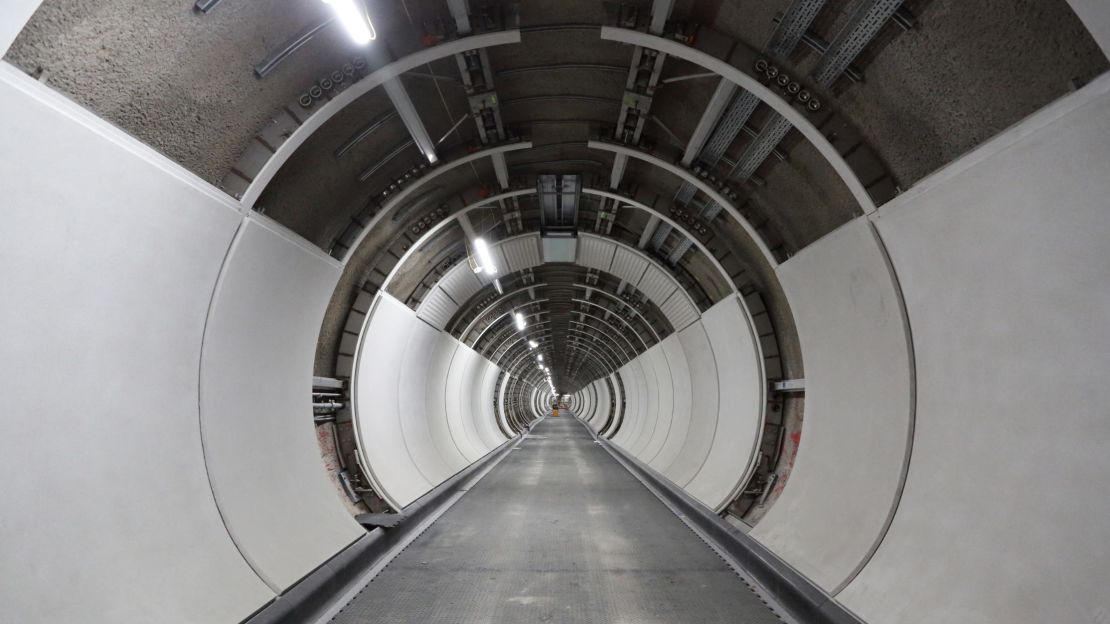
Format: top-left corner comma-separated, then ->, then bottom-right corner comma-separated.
2,1 -> 1109,623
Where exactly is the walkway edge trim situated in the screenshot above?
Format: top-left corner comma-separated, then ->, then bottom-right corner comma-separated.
243,432 -> 527,624
579,417 -> 866,624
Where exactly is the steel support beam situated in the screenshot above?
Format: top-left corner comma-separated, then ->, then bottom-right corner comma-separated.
383,78 -> 438,164
379,189 -> 535,290
638,215 -> 661,249
456,211 -> 479,241
241,29 -> 521,208
682,79 -> 737,166
600,27 -> 876,215
649,0 -> 675,35
588,141 -> 778,265
338,142 -> 531,263
610,153 -> 628,189
492,152 -> 510,189
447,0 -> 471,35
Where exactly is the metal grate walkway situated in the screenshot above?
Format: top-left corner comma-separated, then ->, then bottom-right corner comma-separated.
328,416 -> 783,623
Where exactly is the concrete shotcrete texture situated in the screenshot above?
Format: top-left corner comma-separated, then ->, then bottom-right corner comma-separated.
4,0 -> 366,185
835,0 -> 1108,187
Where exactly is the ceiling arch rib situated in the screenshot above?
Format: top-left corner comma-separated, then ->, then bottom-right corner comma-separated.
457,286 -> 649,355
239,28 -> 522,208
460,270 -> 667,366
333,141 -> 532,262
599,26 -> 878,217
581,188 -> 735,292
499,322 -> 628,377
456,282 -> 549,339
510,341 -> 613,392
589,140 -> 779,266
376,184 -> 741,305
412,233 -> 695,336
494,320 -> 627,384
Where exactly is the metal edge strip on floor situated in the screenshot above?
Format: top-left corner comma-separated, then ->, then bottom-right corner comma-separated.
244,431 -> 529,624
575,416 -> 867,624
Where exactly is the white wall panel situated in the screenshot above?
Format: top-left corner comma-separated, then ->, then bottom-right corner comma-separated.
438,264 -> 484,304
530,388 -> 543,421
425,332 -> 472,473
500,233 -> 543,271
596,381 -> 612,429
577,233 -> 617,271
622,359 -> 651,448
686,295 -> 765,511
612,362 -> 641,445
444,345 -> 488,461
609,246 -> 649,284
0,1 -> 41,55
0,66 -> 273,621
662,321 -> 720,486
627,346 -> 666,458
649,334 -> 693,471
354,294 -> 436,509
497,372 -> 513,435
587,383 -> 598,420
473,360 -> 508,449
202,218 -> 365,591
659,289 -> 701,331
840,74 -> 1110,624
1067,0 -> 1110,56
355,294 -> 510,507
752,217 -> 913,592
636,264 -> 677,304
399,310 -> 459,485
615,360 -> 643,448
606,373 -> 624,436
416,286 -> 458,329
584,382 -> 597,423
639,340 -> 678,462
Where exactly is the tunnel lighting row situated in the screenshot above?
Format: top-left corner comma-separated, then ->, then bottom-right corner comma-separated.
480,254 -> 553,394
322,0 -> 376,45
472,237 -> 498,275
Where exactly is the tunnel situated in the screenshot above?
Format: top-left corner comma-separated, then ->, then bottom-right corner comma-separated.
1,0 -> 1109,622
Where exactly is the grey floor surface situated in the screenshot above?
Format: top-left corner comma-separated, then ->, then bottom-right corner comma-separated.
328,416 -> 783,623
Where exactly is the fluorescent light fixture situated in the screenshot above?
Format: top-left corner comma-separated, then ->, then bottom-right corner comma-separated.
494,278 -> 503,295
322,0 -> 376,45
514,312 -> 526,331
472,237 -> 497,275
528,340 -> 538,349
537,354 -> 544,362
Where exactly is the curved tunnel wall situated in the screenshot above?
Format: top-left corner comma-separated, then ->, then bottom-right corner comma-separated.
831,73 -> 1110,623
353,292 -> 512,509
574,294 -> 766,513
0,65 -> 363,621
3,16 -> 1110,624
750,217 -> 914,594
567,72 -> 1110,624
